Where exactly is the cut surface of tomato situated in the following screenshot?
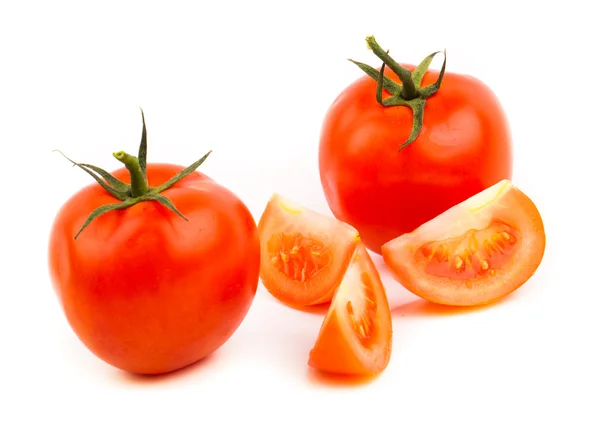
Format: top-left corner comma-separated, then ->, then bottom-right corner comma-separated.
382,180 -> 545,306
308,243 -> 392,376
257,193 -> 360,306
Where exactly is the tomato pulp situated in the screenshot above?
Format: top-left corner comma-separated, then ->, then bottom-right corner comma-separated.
48,116 -> 260,375
382,180 -> 545,306
319,36 -> 513,254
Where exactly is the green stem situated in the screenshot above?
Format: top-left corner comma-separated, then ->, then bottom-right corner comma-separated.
350,35 -> 447,151
55,110 -> 213,239
113,151 -> 148,197
366,35 -> 417,100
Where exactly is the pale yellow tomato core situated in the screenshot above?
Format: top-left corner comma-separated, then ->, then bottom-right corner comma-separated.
333,253 -> 378,348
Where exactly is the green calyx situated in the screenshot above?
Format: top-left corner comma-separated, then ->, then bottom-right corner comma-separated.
349,35 -> 447,151
55,109 -> 212,240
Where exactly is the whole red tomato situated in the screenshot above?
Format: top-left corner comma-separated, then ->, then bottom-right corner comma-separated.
48,113 -> 260,375
319,36 -> 513,254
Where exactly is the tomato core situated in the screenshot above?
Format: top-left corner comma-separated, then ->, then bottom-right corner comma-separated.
346,272 -> 377,348
267,232 -> 332,283
417,220 -> 520,281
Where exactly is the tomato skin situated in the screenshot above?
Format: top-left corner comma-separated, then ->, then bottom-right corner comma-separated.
319,64 -> 513,254
48,164 -> 260,375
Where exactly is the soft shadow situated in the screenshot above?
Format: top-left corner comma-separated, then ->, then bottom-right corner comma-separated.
368,250 -> 386,267
264,291 -> 331,316
306,367 -> 380,387
115,352 -> 218,386
392,293 -> 517,317
293,302 -> 331,315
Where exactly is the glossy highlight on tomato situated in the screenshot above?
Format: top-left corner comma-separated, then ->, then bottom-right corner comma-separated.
382,180 -> 545,306
257,193 -> 360,307
308,243 -> 393,375
319,36 -> 513,254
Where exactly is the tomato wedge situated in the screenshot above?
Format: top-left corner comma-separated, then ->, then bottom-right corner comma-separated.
382,180 -> 546,306
308,243 -> 393,375
257,193 -> 360,306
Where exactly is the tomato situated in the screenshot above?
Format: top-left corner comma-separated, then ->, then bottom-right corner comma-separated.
381,180 -> 545,306
319,35 -> 513,254
308,243 -> 393,375
48,114 -> 260,375
257,193 -> 360,307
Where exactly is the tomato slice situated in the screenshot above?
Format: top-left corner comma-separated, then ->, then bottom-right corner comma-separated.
257,193 -> 360,306
308,243 -> 393,375
382,180 -> 546,306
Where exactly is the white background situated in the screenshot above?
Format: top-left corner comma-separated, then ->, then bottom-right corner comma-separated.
1,1 -> 598,424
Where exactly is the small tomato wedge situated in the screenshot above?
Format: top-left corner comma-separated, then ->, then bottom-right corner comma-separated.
257,194 -> 360,306
382,180 -> 545,306
308,243 -> 393,376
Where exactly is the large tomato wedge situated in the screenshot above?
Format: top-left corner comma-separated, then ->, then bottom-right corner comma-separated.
382,180 -> 545,306
257,194 -> 360,307
308,243 -> 393,375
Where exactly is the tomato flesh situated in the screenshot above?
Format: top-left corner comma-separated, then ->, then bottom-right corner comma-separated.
382,180 -> 545,306
257,194 -> 360,306
419,220 -> 519,281
308,243 -> 392,375
267,232 -> 332,283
